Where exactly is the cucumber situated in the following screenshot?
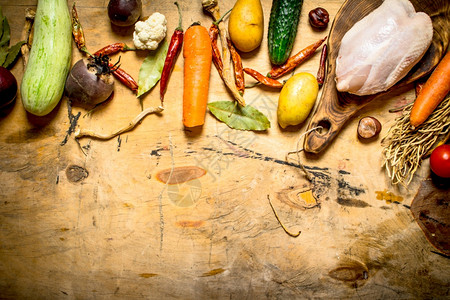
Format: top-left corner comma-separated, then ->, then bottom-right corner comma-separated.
20,0 -> 72,116
268,0 -> 303,65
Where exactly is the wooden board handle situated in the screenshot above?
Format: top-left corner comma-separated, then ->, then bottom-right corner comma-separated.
304,74 -> 376,154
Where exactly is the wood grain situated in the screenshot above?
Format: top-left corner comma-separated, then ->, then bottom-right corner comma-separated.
0,0 -> 449,299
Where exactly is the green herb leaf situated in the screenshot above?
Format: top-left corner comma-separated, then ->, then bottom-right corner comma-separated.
0,46 -> 7,66
0,8 -> 10,48
0,7 -> 4,45
137,40 -> 169,97
3,40 -> 24,68
208,101 -> 270,131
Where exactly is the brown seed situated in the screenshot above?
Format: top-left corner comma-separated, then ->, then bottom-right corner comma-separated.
357,116 -> 382,140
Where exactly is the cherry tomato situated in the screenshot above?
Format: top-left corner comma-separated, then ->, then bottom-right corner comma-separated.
430,144 -> 450,178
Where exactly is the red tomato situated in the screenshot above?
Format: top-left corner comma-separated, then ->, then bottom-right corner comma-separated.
430,144 -> 450,178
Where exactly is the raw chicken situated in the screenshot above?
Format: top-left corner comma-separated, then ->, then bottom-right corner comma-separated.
335,0 -> 433,96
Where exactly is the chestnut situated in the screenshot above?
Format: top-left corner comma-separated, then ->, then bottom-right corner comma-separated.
309,7 -> 329,30
107,0 -> 142,27
357,116 -> 382,140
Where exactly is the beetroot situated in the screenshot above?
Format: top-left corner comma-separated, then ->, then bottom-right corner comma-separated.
108,0 -> 142,27
65,57 -> 115,108
0,66 -> 17,108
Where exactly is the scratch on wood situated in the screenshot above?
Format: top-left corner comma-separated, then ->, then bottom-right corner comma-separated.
175,220 -> 204,228
139,273 -> 158,278
61,101 -> 81,146
198,145 -> 326,173
157,135 -> 174,253
431,251 -> 450,259
200,268 -> 226,277
337,198 -> 371,208
150,149 -> 163,157
337,177 -> 365,196
117,135 -> 122,152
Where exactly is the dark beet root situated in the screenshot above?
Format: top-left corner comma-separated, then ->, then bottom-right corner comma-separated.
0,66 -> 17,109
107,0 -> 142,27
65,58 -> 115,108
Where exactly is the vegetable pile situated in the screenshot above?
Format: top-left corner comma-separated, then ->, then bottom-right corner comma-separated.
3,0 -> 446,188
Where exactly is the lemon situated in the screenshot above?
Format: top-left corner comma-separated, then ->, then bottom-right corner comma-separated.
277,72 -> 319,128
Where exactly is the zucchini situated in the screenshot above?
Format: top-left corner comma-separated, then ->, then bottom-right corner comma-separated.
268,0 -> 303,65
20,0 -> 72,116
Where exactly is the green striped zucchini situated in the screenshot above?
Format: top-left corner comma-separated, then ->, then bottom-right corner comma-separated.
20,0 -> 72,116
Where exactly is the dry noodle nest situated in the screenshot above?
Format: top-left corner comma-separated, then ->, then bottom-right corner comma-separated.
382,95 -> 450,186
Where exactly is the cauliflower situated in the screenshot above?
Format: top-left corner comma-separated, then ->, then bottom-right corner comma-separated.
133,12 -> 167,50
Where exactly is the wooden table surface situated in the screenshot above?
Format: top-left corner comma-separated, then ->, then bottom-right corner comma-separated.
0,0 -> 449,299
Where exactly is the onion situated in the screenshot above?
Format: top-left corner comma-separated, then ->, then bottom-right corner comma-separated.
0,66 -> 18,109
64,57 -> 115,108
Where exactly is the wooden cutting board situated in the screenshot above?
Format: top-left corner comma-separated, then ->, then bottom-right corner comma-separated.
0,0 -> 448,298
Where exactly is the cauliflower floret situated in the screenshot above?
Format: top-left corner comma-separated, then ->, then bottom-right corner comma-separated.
133,12 -> 167,50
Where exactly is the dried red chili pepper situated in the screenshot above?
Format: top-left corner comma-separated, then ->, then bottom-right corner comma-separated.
71,3 -> 89,55
209,24 -> 224,78
317,44 -> 327,86
94,42 -> 135,57
227,38 -> 245,95
110,63 -> 138,92
268,36 -> 327,79
244,68 -> 283,88
160,2 -> 184,102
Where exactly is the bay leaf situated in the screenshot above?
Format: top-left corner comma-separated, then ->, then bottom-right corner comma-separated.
137,40 -> 168,97
0,46 -> 6,66
208,101 -> 270,131
3,40 -> 24,68
0,9 -> 10,48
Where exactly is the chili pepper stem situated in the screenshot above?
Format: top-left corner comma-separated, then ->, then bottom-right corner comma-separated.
174,2 -> 183,31
213,8 -> 232,26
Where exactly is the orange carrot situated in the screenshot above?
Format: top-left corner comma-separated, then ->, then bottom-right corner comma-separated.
183,23 -> 212,128
410,51 -> 450,127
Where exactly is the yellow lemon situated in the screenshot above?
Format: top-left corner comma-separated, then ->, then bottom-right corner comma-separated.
277,72 -> 319,128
